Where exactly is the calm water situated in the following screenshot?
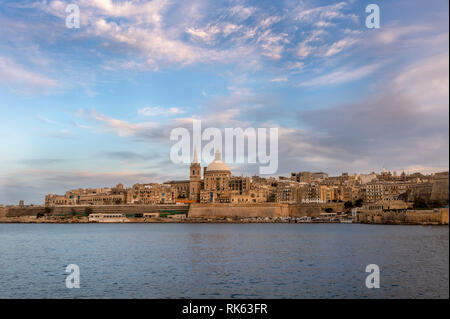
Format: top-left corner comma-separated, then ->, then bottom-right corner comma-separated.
0,223 -> 448,299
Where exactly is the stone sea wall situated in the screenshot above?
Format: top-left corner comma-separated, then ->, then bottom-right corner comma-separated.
188,202 -> 345,218
358,208 -> 449,225
288,203 -> 345,217
4,202 -> 346,219
189,203 -> 290,218
5,204 -> 189,217
0,206 -> 6,218
3,203 -> 448,225
5,206 -> 46,217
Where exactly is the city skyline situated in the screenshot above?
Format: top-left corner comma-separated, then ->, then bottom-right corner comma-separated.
0,0 -> 449,204
25,149 -> 450,206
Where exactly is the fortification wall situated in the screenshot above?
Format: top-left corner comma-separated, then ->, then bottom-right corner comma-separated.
0,206 -> 6,218
188,202 -> 344,218
5,204 -> 188,217
287,203 -> 345,217
358,208 -> 449,225
189,203 -> 290,218
6,206 -> 46,217
5,203 -> 341,219
430,174 -> 449,202
441,208 -> 449,224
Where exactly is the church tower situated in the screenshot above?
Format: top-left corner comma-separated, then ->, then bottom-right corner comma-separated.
189,147 -> 201,202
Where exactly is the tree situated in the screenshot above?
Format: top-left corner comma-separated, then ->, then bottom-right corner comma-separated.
413,197 -> 428,209
354,199 -> 364,207
44,207 -> 52,216
397,192 -> 408,202
429,200 -> 443,209
84,207 -> 93,216
344,201 -> 353,210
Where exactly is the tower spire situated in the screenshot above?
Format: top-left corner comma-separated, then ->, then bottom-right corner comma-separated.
193,146 -> 198,163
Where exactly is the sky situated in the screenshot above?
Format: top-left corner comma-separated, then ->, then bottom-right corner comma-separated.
0,0 -> 448,204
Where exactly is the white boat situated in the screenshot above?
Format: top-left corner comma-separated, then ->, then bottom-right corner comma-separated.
88,213 -> 129,223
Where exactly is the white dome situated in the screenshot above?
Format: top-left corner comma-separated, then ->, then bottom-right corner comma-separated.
207,150 -> 230,172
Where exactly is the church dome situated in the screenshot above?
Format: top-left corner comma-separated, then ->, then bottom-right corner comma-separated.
206,150 -> 230,172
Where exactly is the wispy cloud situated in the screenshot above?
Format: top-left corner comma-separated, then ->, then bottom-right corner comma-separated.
29,0 -> 363,72
0,56 -> 59,94
138,106 -> 185,116
76,109 -> 166,140
37,115 -> 57,125
46,129 -> 73,139
299,63 -> 381,87
324,37 -> 358,56
271,77 -> 288,82
71,120 -> 90,129
293,1 -> 357,23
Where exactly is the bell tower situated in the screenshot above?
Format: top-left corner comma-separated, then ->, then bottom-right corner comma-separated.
189,147 -> 201,202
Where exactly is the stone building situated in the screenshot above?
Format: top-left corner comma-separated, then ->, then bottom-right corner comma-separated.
164,180 -> 190,199
189,148 -> 202,202
275,181 -> 300,203
334,186 -> 359,202
127,183 -> 177,204
291,171 -> 314,183
297,184 -> 322,203
319,185 -> 335,203
45,184 -> 128,206
230,188 -> 267,204
201,150 -> 232,203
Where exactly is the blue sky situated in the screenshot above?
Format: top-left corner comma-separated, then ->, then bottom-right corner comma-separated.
0,0 -> 448,204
